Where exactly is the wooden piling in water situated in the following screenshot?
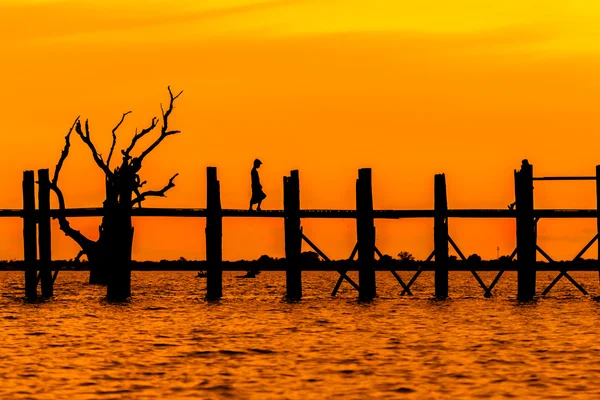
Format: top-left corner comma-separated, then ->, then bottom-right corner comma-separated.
284,170 -> 302,300
22,170 -> 37,301
356,168 -> 376,300
205,167 -> 223,300
516,162 -> 536,300
37,169 -> 53,298
434,174 -> 449,298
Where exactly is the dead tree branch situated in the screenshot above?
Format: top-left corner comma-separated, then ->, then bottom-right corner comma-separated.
52,117 -> 78,185
131,173 -> 179,207
133,86 -> 183,168
107,111 -> 132,168
50,86 -> 183,257
50,116 -> 97,254
122,117 -> 159,160
74,249 -> 85,262
75,119 -> 113,178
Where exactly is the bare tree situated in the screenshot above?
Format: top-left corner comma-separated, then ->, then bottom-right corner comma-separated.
397,251 -> 415,262
467,253 -> 482,264
50,87 -> 183,300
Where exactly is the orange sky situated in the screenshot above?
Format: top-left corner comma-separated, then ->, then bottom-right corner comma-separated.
0,0 -> 599,261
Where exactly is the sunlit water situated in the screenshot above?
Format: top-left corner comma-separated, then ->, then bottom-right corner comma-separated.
1,270 -> 600,399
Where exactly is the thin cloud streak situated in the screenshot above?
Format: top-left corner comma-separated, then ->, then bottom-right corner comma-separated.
0,0 -> 307,41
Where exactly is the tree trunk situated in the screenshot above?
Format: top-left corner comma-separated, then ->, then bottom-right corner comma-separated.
106,174 -> 134,301
87,237 -> 111,285
88,178 -> 118,285
105,220 -> 133,300
89,257 -> 109,284
106,225 -> 133,301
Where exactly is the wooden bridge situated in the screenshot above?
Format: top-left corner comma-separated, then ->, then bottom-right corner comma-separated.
7,162 -> 600,302
2,208 -> 600,218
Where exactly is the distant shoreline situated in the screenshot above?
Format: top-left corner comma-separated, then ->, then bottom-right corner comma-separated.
0,258 -> 598,272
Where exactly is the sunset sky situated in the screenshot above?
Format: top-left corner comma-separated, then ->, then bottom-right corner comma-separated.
1,0 -> 600,261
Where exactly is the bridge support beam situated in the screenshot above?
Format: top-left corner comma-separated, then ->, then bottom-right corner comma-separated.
37,169 -> 53,298
284,170 -> 302,301
206,167 -> 223,301
356,168 -> 376,300
516,162 -> 536,300
434,174 -> 449,299
22,170 -> 37,302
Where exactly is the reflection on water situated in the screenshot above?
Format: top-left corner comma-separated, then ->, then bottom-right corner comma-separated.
1,271 -> 600,399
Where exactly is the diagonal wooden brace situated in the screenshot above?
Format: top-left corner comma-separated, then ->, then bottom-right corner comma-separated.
484,271 -> 503,297
374,246 -> 411,294
301,234 -> 359,294
316,240 -> 359,296
301,232 -> 332,262
400,250 -> 434,296
508,246 -> 518,261
542,271 -> 587,295
541,240 -> 592,296
484,247 -> 517,297
447,235 -> 467,261
542,271 -> 563,295
448,235 -> 490,294
470,270 -> 491,294
536,245 -> 554,263
390,271 -> 411,295
573,234 -> 598,261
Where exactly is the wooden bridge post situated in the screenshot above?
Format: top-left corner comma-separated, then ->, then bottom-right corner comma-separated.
515,162 -> 536,300
284,170 -> 302,300
356,168 -> 376,300
205,167 -> 222,300
37,169 -> 53,298
434,174 -> 449,298
22,170 -> 37,301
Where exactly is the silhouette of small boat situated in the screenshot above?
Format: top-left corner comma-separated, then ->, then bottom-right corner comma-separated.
196,271 -> 207,278
237,269 -> 261,279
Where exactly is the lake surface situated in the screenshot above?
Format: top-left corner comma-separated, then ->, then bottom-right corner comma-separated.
1,270 -> 600,399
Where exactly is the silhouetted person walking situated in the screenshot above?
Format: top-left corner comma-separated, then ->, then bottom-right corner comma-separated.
249,159 -> 267,211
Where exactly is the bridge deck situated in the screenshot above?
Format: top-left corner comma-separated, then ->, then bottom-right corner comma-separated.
0,208 -> 597,218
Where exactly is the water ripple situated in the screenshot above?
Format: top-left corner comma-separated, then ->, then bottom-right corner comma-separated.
1,271 -> 600,399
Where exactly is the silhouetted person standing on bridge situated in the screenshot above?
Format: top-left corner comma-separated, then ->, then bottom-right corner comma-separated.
249,159 -> 267,211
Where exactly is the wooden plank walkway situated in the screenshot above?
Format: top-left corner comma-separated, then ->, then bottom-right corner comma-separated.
0,208 -> 597,218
